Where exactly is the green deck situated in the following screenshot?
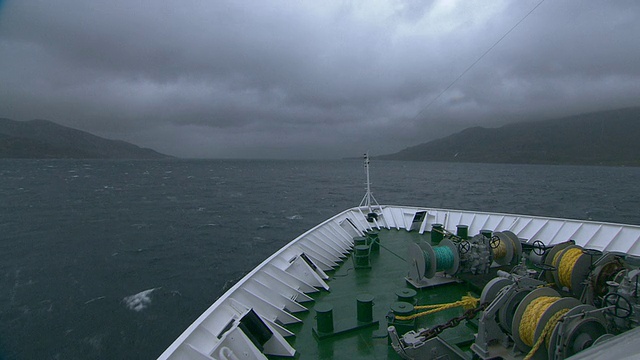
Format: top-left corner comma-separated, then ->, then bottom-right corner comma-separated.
276,229 -> 500,359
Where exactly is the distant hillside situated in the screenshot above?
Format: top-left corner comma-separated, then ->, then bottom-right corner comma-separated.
0,118 -> 171,159
378,107 -> 640,166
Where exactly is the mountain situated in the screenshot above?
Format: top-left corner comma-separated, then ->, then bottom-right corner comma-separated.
378,107 -> 640,166
0,118 -> 171,159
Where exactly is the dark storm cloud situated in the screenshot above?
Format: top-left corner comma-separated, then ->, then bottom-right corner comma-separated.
1,0 -> 639,158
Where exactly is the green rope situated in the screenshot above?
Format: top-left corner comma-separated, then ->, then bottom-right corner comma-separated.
379,242 -> 406,263
434,246 -> 455,271
423,245 -> 455,272
423,250 -> 431,270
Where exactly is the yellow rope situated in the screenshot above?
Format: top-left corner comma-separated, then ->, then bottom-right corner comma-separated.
552,248 -> 563,268
523,308 -> 569,360
558,248 -> 582,290
518,296 -> 570,360
537,282 -> 555,288
493,239 -> 508,259
394,293 -> 479,321
519,296 -> 559,346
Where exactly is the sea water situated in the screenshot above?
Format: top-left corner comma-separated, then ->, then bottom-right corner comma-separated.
1,159 -> 639,359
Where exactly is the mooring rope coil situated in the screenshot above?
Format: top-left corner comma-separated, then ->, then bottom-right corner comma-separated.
558,247 -> 583,290
433,246 -> 455,271
493,239 -> 508,259
518,296 -> 570,360
423,245 -> 455,272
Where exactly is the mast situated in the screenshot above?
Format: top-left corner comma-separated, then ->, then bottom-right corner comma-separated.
359,152 -> 379,212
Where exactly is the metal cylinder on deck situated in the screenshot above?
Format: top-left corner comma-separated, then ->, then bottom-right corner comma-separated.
431,223 -> 444,244
389,301 -> 416,334
356,294 -> 374,323
353,236 -> 367,247
366,231 -> 380,252
396,288 -> 417,304
456,225 -> 469,240
315,303 -> 334,334
480,229 -> 492,239
354,245 -> 371,268
391,301 -> 414,317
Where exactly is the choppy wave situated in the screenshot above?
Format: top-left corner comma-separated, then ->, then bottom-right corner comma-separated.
123,288 -> 158,312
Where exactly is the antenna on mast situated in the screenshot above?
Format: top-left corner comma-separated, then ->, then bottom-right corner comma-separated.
359,153 -> 380,216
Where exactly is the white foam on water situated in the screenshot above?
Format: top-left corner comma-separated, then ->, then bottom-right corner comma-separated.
287,214 -> 303,220
123,288 -> 158,312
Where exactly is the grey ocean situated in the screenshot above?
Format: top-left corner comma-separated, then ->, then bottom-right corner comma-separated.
1,159 -> 639,359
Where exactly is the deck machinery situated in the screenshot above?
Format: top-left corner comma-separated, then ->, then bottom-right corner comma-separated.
389,224 -> 640,360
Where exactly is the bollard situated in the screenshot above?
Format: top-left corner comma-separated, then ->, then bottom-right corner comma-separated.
315,303 -> 334,334
395,288 -> 417,304
356,294 -> 374,323
431,224 -> 444,244
456,225 -> 469,240
354,245 -> 371,268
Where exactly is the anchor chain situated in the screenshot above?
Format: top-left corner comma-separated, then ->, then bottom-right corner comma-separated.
417,302 -> 489,340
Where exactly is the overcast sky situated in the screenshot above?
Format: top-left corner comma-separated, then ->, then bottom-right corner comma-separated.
1,1 -> 639,159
